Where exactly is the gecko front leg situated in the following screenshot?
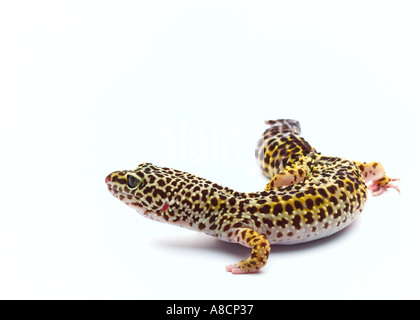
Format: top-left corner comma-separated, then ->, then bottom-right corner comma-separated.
225,228 -> 271,274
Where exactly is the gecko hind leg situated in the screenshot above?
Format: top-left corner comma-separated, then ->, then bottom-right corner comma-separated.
369,175 -> 401,196
265,161 -> 308,190
354,161 -> 400,196
225,228 -> 270,274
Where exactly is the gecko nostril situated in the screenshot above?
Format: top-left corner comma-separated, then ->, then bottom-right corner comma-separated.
105,174 -> 112,183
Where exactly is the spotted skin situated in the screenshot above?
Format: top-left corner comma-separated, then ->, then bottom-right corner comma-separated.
106,119 -> 399,274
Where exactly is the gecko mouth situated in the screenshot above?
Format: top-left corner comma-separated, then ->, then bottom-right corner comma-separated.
106,183 -> 119,196
106,182 -> 147,210
105,176 -> 165,221
106,183 -> 131,203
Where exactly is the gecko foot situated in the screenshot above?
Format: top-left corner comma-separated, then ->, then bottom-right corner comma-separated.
225,228 -> 270,274
225,264 -> 260,274
369,176 -> 400,196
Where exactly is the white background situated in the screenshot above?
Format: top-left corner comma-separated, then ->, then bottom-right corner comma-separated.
1,0 -> 419,299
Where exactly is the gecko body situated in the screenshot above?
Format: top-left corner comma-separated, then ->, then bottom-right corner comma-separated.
106,119 -> 399,273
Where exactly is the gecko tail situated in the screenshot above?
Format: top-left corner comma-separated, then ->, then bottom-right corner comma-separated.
264,119 -> 301,135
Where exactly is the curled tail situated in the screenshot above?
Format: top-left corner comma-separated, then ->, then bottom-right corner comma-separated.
264,119 -> 301,135
255,119 -> 316,179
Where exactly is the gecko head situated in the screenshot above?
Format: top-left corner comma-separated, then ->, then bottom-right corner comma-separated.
105,163 -> 171,221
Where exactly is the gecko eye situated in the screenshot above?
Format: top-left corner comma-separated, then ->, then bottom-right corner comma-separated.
127,174 -> 141,189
